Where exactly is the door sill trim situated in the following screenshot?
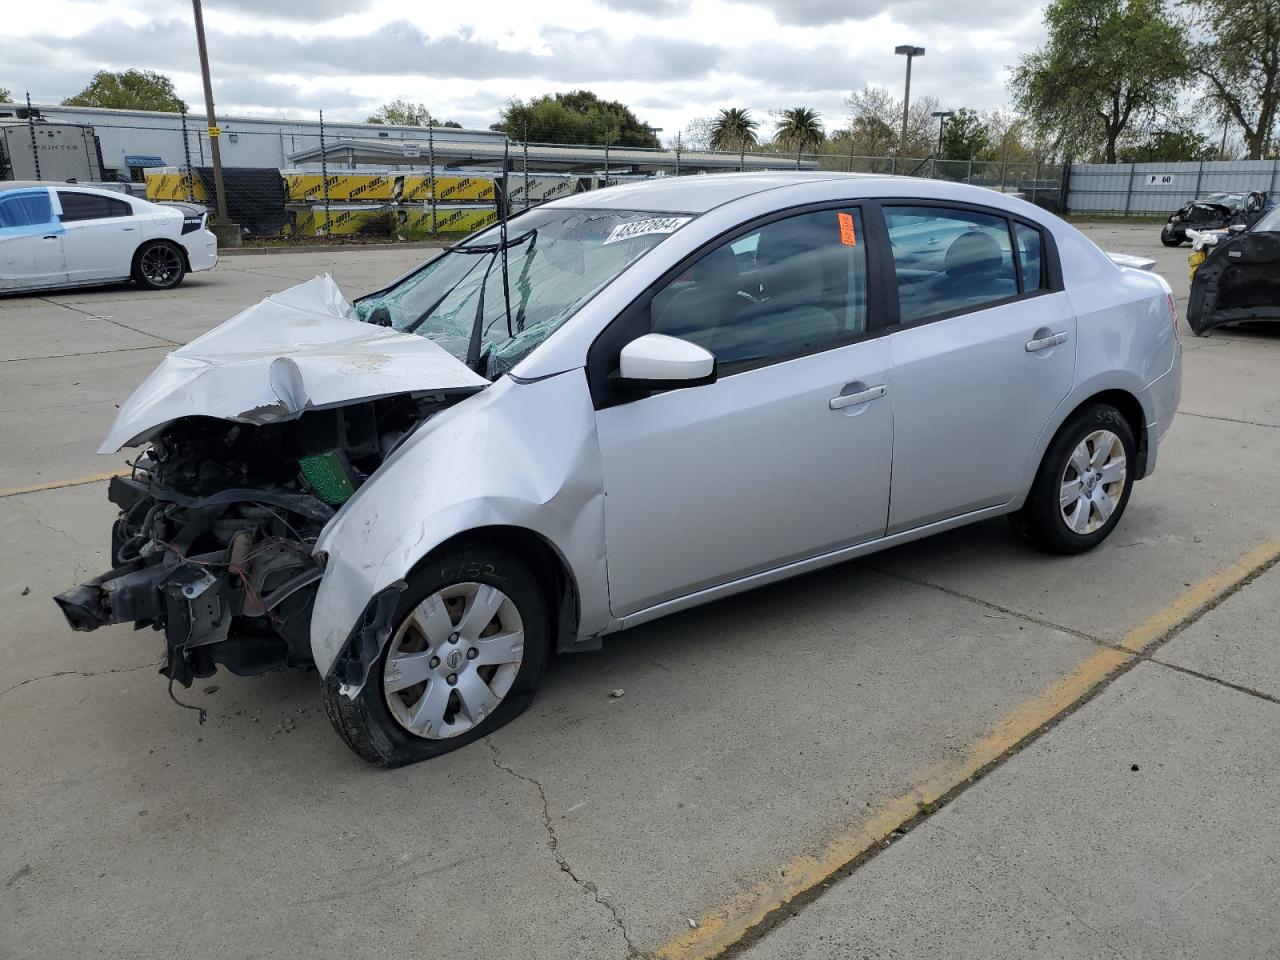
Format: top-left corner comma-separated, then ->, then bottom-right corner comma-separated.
615,503 -> 1013,630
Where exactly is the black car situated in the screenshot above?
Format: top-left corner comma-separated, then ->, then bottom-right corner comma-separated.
1161,191 -> 1272,247
1187,203 -> 1280,335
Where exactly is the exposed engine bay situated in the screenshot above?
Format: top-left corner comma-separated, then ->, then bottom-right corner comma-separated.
55,393 -> 455,690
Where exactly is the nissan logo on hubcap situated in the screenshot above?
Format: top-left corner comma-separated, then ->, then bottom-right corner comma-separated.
446,650 -> 465,671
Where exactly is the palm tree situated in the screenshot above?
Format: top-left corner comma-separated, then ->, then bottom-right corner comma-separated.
710,108 -> 759,152
774,107 -> 824,153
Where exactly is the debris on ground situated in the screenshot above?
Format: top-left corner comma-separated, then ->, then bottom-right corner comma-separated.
610,689 -> 625,699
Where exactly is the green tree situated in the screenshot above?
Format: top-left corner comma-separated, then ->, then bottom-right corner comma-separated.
836,84 -> 939,157
0,87 -> 11,103
939,108 -> 991,160
710,108 -> 759,151
1010,0 -> 1189,162
366,100 -> 461,127
1118,121 -> 1216,161
492,90 -> 658,146
1183,0 -> 1280,160
63,70 -> 186,112
774,106 -> 824,153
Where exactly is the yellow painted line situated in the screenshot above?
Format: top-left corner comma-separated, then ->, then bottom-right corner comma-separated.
655,537 -> 1280,960
1118,538 -> 1280,653
0,469 -> 128,499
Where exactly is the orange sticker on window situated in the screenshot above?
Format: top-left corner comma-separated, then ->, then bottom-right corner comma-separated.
837,212 -> 857,246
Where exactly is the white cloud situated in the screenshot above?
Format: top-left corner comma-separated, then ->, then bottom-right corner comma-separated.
2,0 -> 1048,134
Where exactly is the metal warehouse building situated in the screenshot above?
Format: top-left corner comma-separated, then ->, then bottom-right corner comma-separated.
0,103 -> 506,180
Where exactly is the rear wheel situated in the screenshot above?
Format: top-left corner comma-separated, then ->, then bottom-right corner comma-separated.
322,544 -> 549,767
132,240 -> 186,290
1011,403 -> 1136,555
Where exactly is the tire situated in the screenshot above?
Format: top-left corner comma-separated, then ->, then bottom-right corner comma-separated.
1010,403 -> 1137,556
1159,225 -> 1184,247
132,240 -> 187,290
322,544 -> 550,767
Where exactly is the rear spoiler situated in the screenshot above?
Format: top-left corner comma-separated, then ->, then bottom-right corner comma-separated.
1105,251 -> 1157,271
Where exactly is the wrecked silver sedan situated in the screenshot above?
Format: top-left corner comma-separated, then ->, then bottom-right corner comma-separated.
56,173 -> 1181,766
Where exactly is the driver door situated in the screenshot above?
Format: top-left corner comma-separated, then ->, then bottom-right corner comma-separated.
0,188 -> 66,290
591,206 -> 894,618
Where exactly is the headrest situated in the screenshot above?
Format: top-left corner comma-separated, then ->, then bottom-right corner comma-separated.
944,231 -> 1003,279
691,244 -> 739,286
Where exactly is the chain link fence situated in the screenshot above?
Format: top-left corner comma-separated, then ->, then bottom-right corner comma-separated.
1,104 -> 1065,243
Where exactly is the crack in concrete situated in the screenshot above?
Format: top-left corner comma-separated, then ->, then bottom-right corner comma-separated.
487,740 -> 645,958
1148,658 -> 1280,707
1178,410 -> 1280,430
1,344 -> 170,365
861,564 -> 1125,653
37,297 -> 180,346
0,661 -> 159,701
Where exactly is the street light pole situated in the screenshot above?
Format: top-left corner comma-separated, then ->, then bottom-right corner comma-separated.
190,0 -> 239,243
894,44 -> 925,155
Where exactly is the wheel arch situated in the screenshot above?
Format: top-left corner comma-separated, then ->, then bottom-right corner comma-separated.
1016,382 -> 1152,510
409,525 -> 583,658
132,237 -> 190,275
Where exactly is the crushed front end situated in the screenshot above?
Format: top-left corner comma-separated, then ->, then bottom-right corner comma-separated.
54,395 -> 446,688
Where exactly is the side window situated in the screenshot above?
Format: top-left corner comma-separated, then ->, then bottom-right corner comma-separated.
57,192 -> 131,222
1014,222 -> 1045,292
0,191 -> 54,229
885,206 -> 1018,324
650,208 -> 868,369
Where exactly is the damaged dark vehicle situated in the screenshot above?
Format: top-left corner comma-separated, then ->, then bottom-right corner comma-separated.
1161,190 -> 1272,247
1187,203 -> 1280,336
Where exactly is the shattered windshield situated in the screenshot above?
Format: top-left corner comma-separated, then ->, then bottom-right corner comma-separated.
355,207 -> 694,379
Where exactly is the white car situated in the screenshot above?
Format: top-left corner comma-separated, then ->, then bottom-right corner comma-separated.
57,173 -> 1180,766
0,182 -> 217,292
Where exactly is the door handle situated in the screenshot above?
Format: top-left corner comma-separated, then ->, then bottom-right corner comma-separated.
829,384 -> 886,410
42,235 -> 59,241
1025,331 -> 1068,352
122,226 -> 137,231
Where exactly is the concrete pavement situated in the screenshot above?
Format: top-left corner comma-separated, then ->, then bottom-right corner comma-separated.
2,223 -> 1279,960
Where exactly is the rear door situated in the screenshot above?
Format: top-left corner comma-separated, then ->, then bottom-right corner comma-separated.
56,191 -> 137,283
881,205 -> 1076,532
0,188 -> 66,290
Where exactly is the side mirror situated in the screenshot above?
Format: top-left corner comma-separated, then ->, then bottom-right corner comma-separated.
1229,223 -> 1248,233
617,333 -> 716,390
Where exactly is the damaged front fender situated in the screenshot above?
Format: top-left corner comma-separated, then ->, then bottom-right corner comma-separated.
310,370 -> 611,687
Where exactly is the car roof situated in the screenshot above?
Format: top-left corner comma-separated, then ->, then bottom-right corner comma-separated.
542,171 -> 883,214
0,181 -> 137,198
539,171 -> 1056,217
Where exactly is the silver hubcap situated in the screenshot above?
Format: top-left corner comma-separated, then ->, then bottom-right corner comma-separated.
141,245 -> 182,285
1060,429 -> 1126,535
382,582 -> 524,740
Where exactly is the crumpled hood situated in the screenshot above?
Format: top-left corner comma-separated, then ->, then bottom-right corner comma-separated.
100,274 -> 487,452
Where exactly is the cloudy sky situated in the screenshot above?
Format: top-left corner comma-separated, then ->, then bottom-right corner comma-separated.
5,0 -> 1048,139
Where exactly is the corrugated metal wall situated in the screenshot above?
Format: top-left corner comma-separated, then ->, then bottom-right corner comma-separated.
1067,160 -> 1280,214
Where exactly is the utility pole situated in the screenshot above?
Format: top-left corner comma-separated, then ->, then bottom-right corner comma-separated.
191,0 -> 239,245
932,109 -> 953,159
894,45 -> 925,155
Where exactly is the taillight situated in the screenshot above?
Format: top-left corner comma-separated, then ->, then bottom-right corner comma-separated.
1167,292 -> 1182,344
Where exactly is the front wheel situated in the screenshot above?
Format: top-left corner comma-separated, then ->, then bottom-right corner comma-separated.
132,240 -> 187,290
1010,403 -> 1136,555
1160,224 -> 1185,247
322,544 -> 549,767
